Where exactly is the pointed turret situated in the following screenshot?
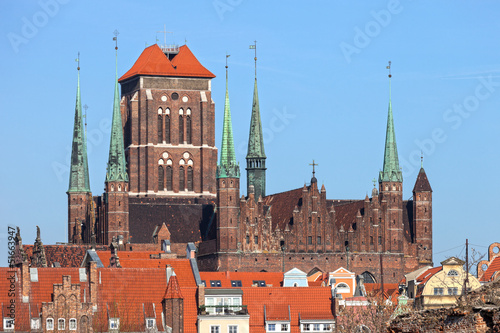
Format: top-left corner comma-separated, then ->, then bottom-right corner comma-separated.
106,50 -> 129,183
413,167 -> 432,192
378,88 -> 402,183
217,61 -> 240,179
246,45 -> 266,199
68,64 -> 91,193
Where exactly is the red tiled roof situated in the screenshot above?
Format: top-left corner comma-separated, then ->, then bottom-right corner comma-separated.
199,271 -> 284,288
119,44 -> 215,82
364,283 -> 399,302
243,287 -> 334,332
416,267 -> 442,284
29,268 -> 87,305
164,274 -> 183,299
480,256 -> 500,282
263,188 -> 304,231
0,268 -> 30,332
331,200 -> 365,230
23,244 -> 108,267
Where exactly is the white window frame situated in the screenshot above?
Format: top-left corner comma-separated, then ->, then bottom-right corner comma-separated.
228,324 -> 238,333
46,318 -> 54,330
313,323 -> 321,331
303,323 -> 311,331
69,318 -> 77,330
3,318 -> 15,330
58,318 -> 65,330
109,318 -> 120,330
268,323 -> 276,331
281,323 -> 290,332
447,270 -> 459,277
205,295 -> 242,314
210,325 -> 220,333
301,322 -> 334,332
146,318 -> 156,329
31,318 -> 41,330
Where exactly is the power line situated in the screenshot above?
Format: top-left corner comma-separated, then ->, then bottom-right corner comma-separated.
434,244 -> 465,255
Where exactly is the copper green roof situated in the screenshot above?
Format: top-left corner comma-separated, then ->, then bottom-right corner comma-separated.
68,68 -> 91,193
246,78 -> 266,159
379,92 -> 403,183
217,67 -> 240,178
105,52 -> 129,183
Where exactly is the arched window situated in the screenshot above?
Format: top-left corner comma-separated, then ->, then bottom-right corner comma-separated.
158,165 -> 164,190
186,116 -> 191,144
335,283 -> 350,293
69,318 -> 77,330
46,318 -> 54,330
448,269 -> 459,277
179,115 -> 184,143
165,115 -> 170,143
187,166 -> 193,191
58,318 -> 65,330
157,114 -> 163,143
179,166 -> 185,190
361,271 -> 376,284
166,166 -> 173,191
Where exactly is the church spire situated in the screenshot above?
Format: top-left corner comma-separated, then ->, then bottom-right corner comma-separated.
379,61 -> 402,183
217,55 -> 239,179
106,34 -> 129,183
68,54 -> 91,193
246,41 -> 266,198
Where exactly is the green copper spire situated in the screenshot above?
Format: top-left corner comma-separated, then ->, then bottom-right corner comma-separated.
68,56 -> 91,193
379,62 -> 402,183
246,42 -> 266,198
105,43 -> 129,183
217,56 -> 240,179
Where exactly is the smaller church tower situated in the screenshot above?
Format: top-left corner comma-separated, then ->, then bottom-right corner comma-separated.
67,57 -> 91,244
216,56 -> 240,253
246,43 -> 266,200
378,62 -> 403,253
413,161 -> 432,264
104,39 -> 129,245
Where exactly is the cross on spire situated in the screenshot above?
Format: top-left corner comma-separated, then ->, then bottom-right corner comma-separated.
309,160 -> 318,177
372,178 -> 377,188
157,24 -> 173,47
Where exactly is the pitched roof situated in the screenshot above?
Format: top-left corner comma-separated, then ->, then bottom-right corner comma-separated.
23,244 -> 108,267
243,287 -> 334,330
364,283 -> 400,302
413,167 -> 432,192
199,271 -> 283,288
29,268 -> 88,305
263,187 -> 304,230
119,44 -> 215,82
164,274 -> 183,299
480,256 -> 500,282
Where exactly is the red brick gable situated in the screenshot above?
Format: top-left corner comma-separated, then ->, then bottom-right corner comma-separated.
481,256 -> 500,282
119,44 -> 215,82
263,187 -> 304,230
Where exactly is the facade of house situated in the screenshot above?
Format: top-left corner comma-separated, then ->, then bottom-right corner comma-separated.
477,242 -> 500,283
408,257 -> 481,310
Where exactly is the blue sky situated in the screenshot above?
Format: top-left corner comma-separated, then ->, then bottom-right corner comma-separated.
1,1 -> 499,269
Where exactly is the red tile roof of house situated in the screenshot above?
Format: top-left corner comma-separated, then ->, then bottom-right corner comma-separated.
243,287 -> 334,332
119,44 -> 215,82
263,188 -> 304,231
199,271 -> 284,288
164,274 -> 183,299
364,283 -> 400,302
29,267 -> 87,305
23,244 -> 108,267
0,268 -> 30,332
480,256 -> 500,282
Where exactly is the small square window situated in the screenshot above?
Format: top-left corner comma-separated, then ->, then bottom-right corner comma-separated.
229,325 -> 238,333
231,280 -> 242,287
281,323 -> 289,331
3,318 -> 14,330
210,325 -> 220,333
109,318 -> 119,330
268,323 -> 276,331
146,318 -> 156,328
210,280 -> 221,287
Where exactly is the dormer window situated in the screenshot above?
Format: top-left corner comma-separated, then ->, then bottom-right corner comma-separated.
210,280 -> 221,287
3,318 -> 14,330
31,318 -> 41,330
253,280 -> 266,287
109,318 -> 119,330
231,280 -> 242,287
146,318 -> 156,329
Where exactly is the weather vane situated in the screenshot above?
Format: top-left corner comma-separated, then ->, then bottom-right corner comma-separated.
387,60 -> 392,78
113,30 -> 119,50
249,40 -> 257,78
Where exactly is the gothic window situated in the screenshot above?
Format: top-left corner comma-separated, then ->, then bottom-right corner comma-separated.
69,318 -> 77,330
246,235 -> 250,244
254,217 -> 257,224
158,114 -> 163,143
158,165 -> 164,190
186,116 -> 192,144
370,236 -> 373,245
254,236 -> 258,244
179,115 -> 184,143
46,318 -> 54,330
166,166 -> 173,191
378,236 -> 382,245
318,217 -> 321,224
58,319 -> 65,330
187,166 -> 193,191
308,236 -> 312,245
317,236 -> 321,245
165,115 -> 170,143
179,166 -> 185,190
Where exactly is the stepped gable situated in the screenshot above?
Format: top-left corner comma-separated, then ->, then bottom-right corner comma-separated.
29,268 -> 86,305
263,187 -> 304,230
481,257 -> 500,282
119,44 -> 215,82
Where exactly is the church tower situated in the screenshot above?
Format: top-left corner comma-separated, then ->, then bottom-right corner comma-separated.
246,46 -> 266,199
103,43 -> 129,245
413,163 -> 433,264
378,63 -> 403,253
67,58 -> 91,244
216,57 -> 240,253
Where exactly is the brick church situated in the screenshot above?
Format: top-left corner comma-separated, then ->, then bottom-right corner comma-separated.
67,42 -> 433,284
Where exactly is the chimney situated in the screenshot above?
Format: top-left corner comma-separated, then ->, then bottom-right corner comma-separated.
166,265 -> 173,284
89,261 -> 98,308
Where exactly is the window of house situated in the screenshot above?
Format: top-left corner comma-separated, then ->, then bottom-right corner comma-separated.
179,115 -> 184,142
231,280 -> 242,287
58,318 -> 65,330
308,236 -> 312,245
109,318 -> 119,330
200,280 -> 206,287
378,236 -> 382,245
282,323 -> 289,331
165,115 -> 170,143
254,236 -> 258,245
308,217 -> 312,224
146,318 -> 155,328
31,318 -> 41,330
447,270 -> 459,277
433,287 -> 444,295
46,318 -> 54,330
69,318 -> 77,330
268,323 -> 276,331
323,324 -> 332,331
253,280 -> 266,287
313,323 -> 321,331
210,280 -> 221,287
317,217 -> 321,223
187,166 -> 193,191
179,165 -> 185,190
210,325 -> 220,333
3,318 -> 14,330
317,236 -> 321,245
229,325 -> 238,333
448,287 -> 459,295
303,323 -> 311,331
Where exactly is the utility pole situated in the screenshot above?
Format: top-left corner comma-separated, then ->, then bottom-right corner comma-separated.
464,238 -> 469,297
